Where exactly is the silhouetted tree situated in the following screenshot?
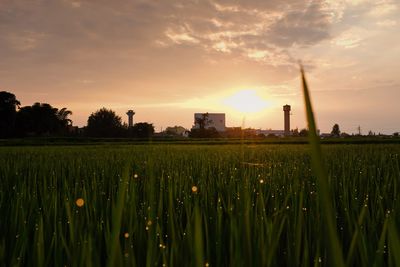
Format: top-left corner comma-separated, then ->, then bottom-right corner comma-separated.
57,108 -> 73,128
195,113 -> 212,130
299,128 -> 308,137
191,113 -> 221,138
86,108 -> 123,137
340,132 -> 350,138
0,91 -> 20,138
15,103 -> 72,136
331,124 -> 340,137
129,122 -> 155,138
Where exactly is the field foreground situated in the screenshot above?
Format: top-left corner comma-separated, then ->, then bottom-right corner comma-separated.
0,144 -> 399,266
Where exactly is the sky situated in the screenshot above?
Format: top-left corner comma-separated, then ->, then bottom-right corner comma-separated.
0,0 -> 399,134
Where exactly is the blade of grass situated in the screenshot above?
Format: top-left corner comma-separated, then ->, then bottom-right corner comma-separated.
107,167 -> 130,267
372,217 -> 388,267
345,203 -> 367,266
388,218 -> 400,266
300,65 -> 345,267
193,204 -> 204,267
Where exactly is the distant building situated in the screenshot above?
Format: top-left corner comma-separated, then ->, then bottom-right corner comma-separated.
126,110 -> 135,127
193,113 -> 226,132
283,105 -> 291,136
165,126 -> 188,136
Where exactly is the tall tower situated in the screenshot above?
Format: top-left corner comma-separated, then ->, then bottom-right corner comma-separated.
283,105 -> 291,136
126,110 -> 135,127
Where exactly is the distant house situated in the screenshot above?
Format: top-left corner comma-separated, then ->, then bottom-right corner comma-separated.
193,113 -> 226,132
165,126 -> 188,137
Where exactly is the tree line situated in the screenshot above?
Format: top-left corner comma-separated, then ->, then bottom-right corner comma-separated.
0,91 -> 154,138
2,91 -> 397,139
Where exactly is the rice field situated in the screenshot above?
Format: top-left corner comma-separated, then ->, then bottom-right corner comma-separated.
0,143 -> 399,266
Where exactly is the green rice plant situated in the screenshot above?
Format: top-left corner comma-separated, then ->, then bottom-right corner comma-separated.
388,217 -> 400,266
107,167 -> 130,267
300,66 -> 345,266
0,142 -> 399,266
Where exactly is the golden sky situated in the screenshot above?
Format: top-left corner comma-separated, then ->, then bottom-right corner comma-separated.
0,0 -> 399,134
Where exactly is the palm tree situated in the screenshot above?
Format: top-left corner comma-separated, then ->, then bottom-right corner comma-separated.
57,108 -> 73,127
16,103 -> 73,136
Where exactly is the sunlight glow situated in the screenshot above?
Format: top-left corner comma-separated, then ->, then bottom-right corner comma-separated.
222,90 -> 269,113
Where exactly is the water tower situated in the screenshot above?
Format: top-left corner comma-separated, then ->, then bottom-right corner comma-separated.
126,110 -> 135,127
283,105 -> 291,136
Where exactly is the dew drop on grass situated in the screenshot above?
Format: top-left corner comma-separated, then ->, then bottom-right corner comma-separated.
75,198 -> 84,207
192,185 -> 198,193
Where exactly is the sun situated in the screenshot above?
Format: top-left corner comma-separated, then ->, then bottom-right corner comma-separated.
222,89 -> 269,113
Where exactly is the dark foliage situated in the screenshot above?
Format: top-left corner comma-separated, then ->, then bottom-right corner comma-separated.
299,128 -> 309,137
194,113 -> 212,130
128,122 -> 155,138
0,91 -> 20,138
86,108 -> 124,137
15,103 -> 72,136
189,127 -> 220,138
331,123 -> 341,137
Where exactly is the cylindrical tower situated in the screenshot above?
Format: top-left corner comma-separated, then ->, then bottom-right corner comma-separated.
283,105 -> 291,136
126,110 -> 135,127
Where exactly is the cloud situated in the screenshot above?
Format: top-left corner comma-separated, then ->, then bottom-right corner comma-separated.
368,0 -> 397,17
3,31 -> 46,51
331,27 -> 370,49
0,1 -> 398,94
165,27 -> 200,44
376,19 -> 397,27
63,0 -> 81,8
212,41 -> 237,53
267,2 -> 334,47
0,0 -> 345,70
